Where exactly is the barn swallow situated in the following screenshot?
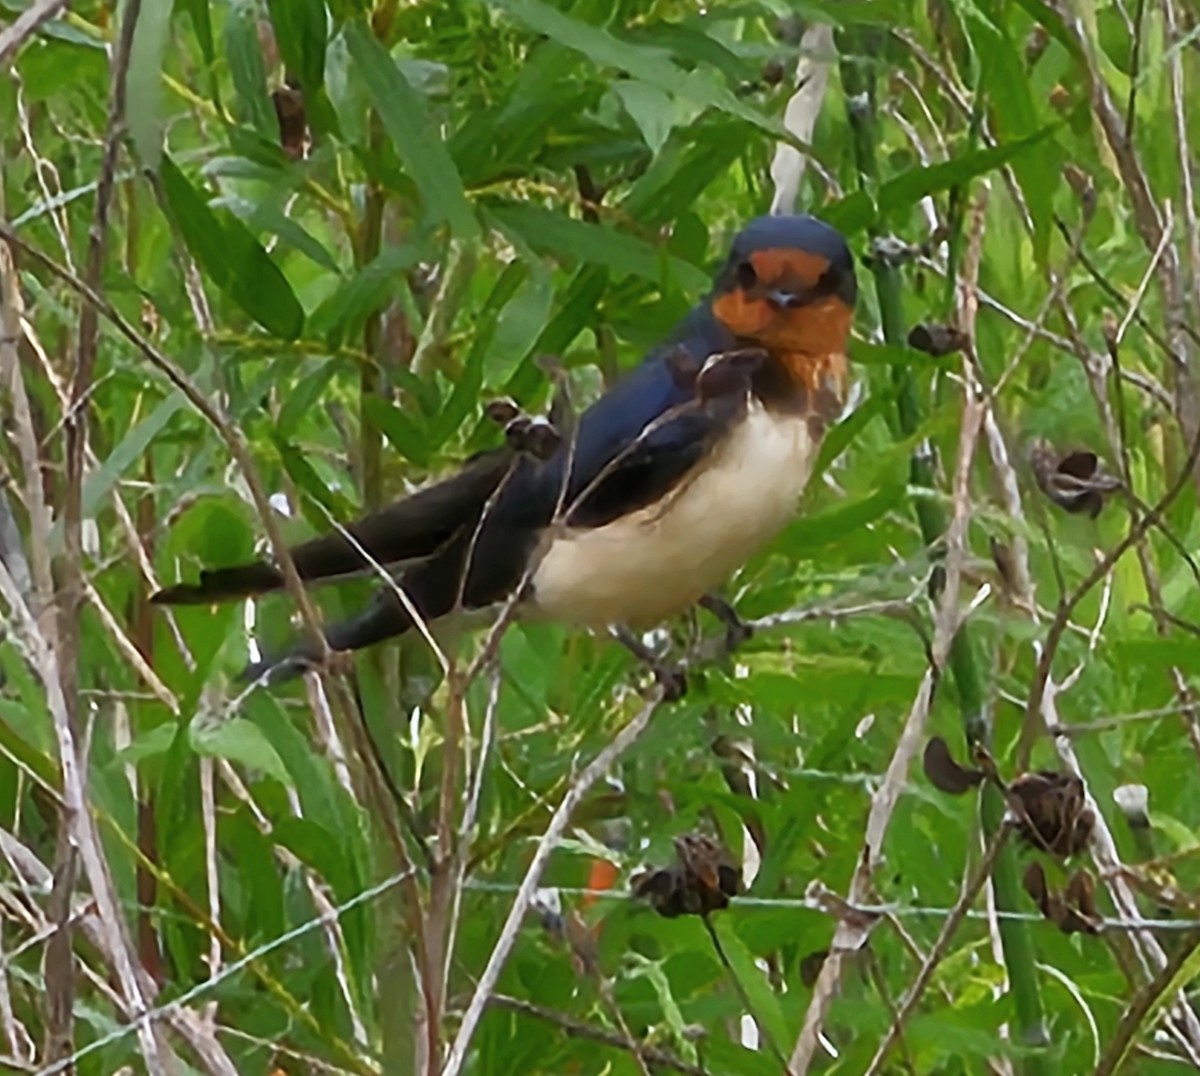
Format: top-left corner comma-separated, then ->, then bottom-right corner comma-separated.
153,214 -> 856,684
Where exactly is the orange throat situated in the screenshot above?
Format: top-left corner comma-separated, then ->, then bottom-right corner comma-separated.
778,349 -> 849,424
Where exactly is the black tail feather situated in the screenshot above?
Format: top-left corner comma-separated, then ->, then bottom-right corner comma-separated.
153,448 -> 516,607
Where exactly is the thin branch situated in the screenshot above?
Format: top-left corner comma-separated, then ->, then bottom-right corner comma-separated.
0,0 -> 69,68
1092,930 -> 1200,1076
864,828 -> 1010,1075
1020,422 -> 1200,764
485,995 -> 708,1076
441,690 -> 665,1076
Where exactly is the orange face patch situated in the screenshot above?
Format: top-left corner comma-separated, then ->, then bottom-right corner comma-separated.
712,246 -> 851,357
748,247 -> 830,292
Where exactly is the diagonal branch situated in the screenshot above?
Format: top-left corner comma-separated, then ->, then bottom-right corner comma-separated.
441,690 -> 666,1076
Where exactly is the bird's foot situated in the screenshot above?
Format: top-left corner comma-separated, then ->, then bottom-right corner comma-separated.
484,397 -> 562,460
612,626 -> 687,702
699,593 -> 753,653
653,663 -> 688,703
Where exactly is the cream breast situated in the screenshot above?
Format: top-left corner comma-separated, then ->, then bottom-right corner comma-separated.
527,402 -> 818,628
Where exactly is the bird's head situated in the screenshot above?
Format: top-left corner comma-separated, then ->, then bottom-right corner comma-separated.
710,215 -> 856,359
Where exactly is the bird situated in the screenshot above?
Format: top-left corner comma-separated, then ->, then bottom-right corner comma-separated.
152,214 -> 857,691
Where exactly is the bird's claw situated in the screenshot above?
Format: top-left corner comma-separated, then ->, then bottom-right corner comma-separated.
699,593 -> 753,654
654,663 -> 688,702
613,626 -> 687,701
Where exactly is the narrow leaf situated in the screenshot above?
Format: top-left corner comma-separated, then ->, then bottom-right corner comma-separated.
178,0 -> 215,65
160,154 -> 305,339
265,0 -> 328,91
363,396 -> 431,467
878,125 -> 1060,213
710,917 -> 790,1061
190,718 -> 293,786
124,0 -> 171,168
344,20 -> 477,238
224,0 -> 278,139
490,203 -> 707,292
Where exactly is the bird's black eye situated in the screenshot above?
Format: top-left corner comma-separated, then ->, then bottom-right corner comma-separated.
816,266 -> 839,294
735,260 -> 757,290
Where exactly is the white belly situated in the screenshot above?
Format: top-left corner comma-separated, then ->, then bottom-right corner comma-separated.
529,404 -> 818,628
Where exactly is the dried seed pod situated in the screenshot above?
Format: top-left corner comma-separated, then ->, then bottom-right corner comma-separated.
632,832 -> 740,919
761,58 -> 787,86
1063,164 -> 1096,219
1030,439 -> 1120,518
923,736 -> 985,795
908,322 -> 969,358
1007,770 -> 1095,857
990,536 -> 1017,595
1023,862 -> 1101,935
272,82 -> 307,160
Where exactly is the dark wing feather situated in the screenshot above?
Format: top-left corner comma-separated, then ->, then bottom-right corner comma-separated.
541,304 -> 740,528
152,448 -> 517,606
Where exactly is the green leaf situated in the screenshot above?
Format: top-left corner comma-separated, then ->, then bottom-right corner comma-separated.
786,477 -> 908,552
826,125 -> 1061,233
710,917 -> 790,1062
177,0 -> 215,66
343,20 -> 478,238
224,0 -> 277,139
485,264 -> 555,384
160,154 -> 305,339
363,395 -> 431,467
83,391 -> 185,520
124,0 -> 171,168
979,16 -> 1054,262
271,434 -> 357,522
272,817 -> 351,890
612,80 -> 697,155
265,0 -> 328,91
489,203 -> 707,292
116,723 -> 177,765
850,341 -> 948,367
190,718 -> 292,786
309,243 -> 423,348
809,391 -> 888,486
276,360 -> 341,439
217,193 -> 340,271
491,0 -> 802,147
879,125 -> 1060,211
431,262 -> 525,446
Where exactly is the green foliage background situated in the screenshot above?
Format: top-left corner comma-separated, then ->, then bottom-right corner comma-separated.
3,0 -> 1200,1073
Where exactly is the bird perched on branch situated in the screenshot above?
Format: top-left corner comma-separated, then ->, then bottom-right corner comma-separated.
153,215 -> 856,691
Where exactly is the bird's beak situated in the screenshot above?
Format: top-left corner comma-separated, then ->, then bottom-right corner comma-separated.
765,286 -> 807,309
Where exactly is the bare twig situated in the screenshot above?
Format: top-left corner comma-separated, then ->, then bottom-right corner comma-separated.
864,828 -> 1010,1075
485,995 -> 707,1075
790,389 -> 986,1072
1092,930 -> 1200,1076
1020,423 -> 1200,764
441,690 -> 665,1076
0,0 -> 69,69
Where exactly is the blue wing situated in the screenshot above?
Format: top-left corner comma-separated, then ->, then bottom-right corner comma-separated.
505,303 -> 739,529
